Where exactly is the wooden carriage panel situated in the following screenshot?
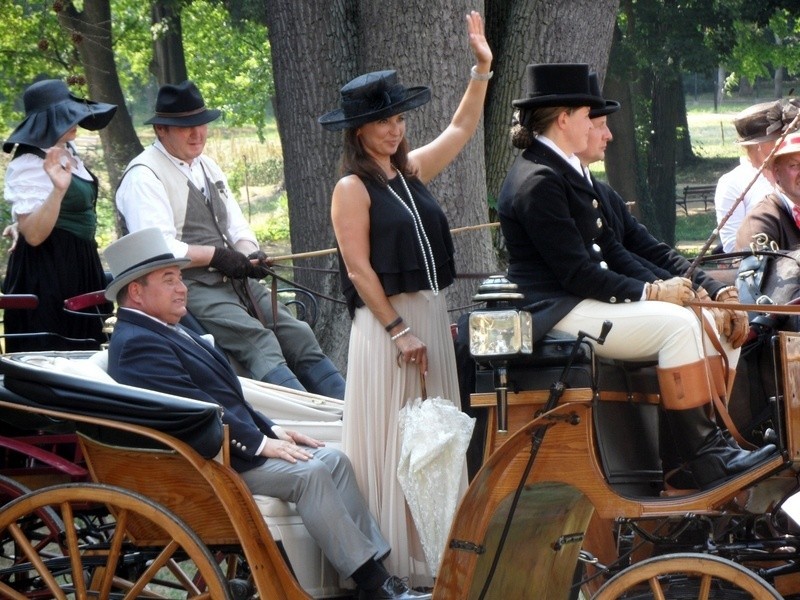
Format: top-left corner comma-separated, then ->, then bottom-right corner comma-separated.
780,332 -> 800,460
79,434 -> 240,545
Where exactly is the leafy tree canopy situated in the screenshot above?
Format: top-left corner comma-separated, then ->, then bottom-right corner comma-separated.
0,0 -> 274,138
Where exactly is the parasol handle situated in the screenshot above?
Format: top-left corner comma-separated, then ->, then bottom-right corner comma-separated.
419,371 -> 428,402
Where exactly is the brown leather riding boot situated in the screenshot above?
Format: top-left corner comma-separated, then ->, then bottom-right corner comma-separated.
658,361 -> 777,490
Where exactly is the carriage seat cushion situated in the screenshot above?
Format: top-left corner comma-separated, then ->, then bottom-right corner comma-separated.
0,353 -> 224,459
254,494 -> 299,518
504,331 -> 592,367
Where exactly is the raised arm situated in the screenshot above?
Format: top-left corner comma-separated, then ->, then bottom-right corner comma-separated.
16,147 -> 74,246
411,11 -> 492,183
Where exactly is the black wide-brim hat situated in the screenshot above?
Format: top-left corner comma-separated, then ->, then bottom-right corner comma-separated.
588,72 -> 620,118
318,70 -> 431,131
512,63 -> 605,110
2,79 -> 117,153
144,80 -> 221,127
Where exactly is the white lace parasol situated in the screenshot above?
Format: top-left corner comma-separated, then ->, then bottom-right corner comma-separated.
397,374 -> 475,575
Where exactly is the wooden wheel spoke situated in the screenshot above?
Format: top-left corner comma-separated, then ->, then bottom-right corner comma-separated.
646,576 -> 665,600
124,540 -> 181,599
0,580 -> 33,600
8,522 -> 67,600
60,500 -> 88,599
0,484 -> 230,599
98,508 -> 129,598
166,557 -> 202,594
698,572 -> 712,600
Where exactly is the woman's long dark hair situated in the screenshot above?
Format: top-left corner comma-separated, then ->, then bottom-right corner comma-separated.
341,124 -> 412,184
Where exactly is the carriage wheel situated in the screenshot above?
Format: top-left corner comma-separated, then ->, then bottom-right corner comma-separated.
0,474 -> 67,596
0,483 -> 232,599
592,552 -> 782,599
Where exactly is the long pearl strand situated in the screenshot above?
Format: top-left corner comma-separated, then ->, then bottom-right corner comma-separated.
384,169 -> 439,295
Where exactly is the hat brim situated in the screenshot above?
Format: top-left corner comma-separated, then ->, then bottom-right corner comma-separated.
770,145 -> 800,162
105,256 -> 191,301
512,93 -> 606,110
144,108 -> 221,127
590,100 -> 621,119
736,132 -> 783,146
318,87 -> 431,131
3,96 -> 117,153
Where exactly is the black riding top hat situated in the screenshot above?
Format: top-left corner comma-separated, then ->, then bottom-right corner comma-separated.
2,79 -> 117,153
512,63 -> 605,110
318,70 -> 431,131
144,80 -> 221,127
588,72 -> 620,118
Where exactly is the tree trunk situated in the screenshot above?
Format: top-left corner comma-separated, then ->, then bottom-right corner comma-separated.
56,0 -> 143,188
774,66 -> 785,98
604,32 -> 647,223
265,0 -> 503,369
264,0 -> 357,369
356,0 -> 497,317
675,72 -> 696,167
150,0 -> 188,86
483,0 -> 620,211
647,71 -> 682,246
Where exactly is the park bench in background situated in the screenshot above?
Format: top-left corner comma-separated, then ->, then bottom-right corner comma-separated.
676,183 -> 717,214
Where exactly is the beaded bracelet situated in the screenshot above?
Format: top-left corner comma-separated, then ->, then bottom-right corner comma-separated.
384,316 -> 404,332
390,326 -> 411,341
470,65 -> 493,81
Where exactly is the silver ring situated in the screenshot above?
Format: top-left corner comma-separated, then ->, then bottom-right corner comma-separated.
410,358 -> 416,362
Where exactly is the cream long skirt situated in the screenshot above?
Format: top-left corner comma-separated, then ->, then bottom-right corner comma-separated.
342,290 -> 466,588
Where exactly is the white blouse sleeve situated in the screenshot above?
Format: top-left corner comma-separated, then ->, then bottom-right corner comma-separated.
4,154 -> 52,219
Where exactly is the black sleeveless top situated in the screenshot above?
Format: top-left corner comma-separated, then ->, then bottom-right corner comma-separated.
339,174 -> 456,317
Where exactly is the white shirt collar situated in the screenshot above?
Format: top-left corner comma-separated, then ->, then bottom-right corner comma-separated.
537,135 -> 584,176
153,139 -> 207,194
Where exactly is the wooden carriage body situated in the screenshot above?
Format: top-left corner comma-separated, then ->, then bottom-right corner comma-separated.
0,321 -> 799,598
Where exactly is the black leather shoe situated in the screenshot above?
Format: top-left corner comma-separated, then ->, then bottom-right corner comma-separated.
359,576 -> 432,600
690,443 -> 779,489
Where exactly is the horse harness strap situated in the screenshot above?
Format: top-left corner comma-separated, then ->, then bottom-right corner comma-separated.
694,303 -> 756,451
193,163 -> 279,331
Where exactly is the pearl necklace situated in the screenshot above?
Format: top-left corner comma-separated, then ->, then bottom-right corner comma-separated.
384,169 -> 439,295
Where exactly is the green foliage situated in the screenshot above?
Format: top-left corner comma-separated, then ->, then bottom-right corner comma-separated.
180,1 -> 274,137
0,1 -> 274,140
727,7 -> 800,85
0,1 -> 77,127
249,191 -> 290,243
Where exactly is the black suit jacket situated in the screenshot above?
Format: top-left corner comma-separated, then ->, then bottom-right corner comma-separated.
497,140 -> 658,338
108,308 -> 277,473
592,177 -> 725,298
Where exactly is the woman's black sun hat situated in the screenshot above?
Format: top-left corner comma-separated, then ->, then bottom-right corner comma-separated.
3,79 -> 117,153
319,70 -> 431,131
